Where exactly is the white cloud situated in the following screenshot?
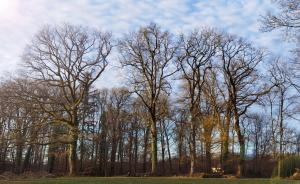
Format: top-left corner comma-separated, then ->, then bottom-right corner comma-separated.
0,0 -> 293,88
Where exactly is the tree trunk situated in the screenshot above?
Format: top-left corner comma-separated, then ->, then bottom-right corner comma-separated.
205,140 -> 212,173
48,144 -> 56,173
236,138 -> 245,178
222,106 -> 231,172
110,135 -> 117,176
189,118 -> 196,176
22,145 -> 32,173
48,124 -> 59,173
159,121 -> 166,175
128,122 -> 134,176
99,129 -> 109,176
234,116 -> 245,178
68,127 -> 78,176
134,127 -> 139,175
150,116 -> 158,176
142,126 -> 149,173
117,121 -> 124,175
278,91 -> 284,178
163,122 -> 172,173
118,134 -> 124,175
178,123 -> 184,174
79,126 -> 84,173
270,101 -> 277,159
15,110 -> 23,174
15,144 -> 23,174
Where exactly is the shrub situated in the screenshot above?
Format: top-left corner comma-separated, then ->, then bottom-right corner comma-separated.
272,156 -> 300,178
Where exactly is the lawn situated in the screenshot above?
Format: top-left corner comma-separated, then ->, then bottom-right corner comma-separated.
1,177 -> 299,184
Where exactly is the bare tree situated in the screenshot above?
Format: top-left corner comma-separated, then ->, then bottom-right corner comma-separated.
177,29 -> 219,175
108,88 -> 131,175
261,0 -> 300,35
261,0 -> 300,65
202,68 -> 222,173
118,23 -> 179,175
218,34 -> 269,177
1,23 -> 300,178
268,59 -> 297,178
22,24 -> 112,175
0,79 -> 48,174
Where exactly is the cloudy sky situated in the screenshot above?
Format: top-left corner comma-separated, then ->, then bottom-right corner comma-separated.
0,0 -> 292,87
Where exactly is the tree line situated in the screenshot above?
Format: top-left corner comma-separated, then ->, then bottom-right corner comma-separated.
0,1 -> 299,177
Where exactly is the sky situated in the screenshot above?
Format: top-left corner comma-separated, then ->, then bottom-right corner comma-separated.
0,0 -> 294,88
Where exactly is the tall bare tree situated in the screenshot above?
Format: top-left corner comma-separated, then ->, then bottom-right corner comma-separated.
22,24 -> 112,175
177,29 -> 219,175
218,34 -> 269,177
268,59 -> 297,178
118,23 -> 179,175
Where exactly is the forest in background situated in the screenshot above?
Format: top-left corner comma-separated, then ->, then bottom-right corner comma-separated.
0,0 -> 299,179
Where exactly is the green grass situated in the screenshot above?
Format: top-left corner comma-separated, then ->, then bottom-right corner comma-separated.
1,177 -> 300,184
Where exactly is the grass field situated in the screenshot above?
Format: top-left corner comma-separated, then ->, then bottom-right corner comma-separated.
1,177 -> 300,184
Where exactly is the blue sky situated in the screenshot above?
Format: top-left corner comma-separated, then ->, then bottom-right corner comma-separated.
0,0 -> 293,87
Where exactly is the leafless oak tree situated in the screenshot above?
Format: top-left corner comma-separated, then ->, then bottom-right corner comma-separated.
118,23 -> 179,175
177,29 -> 219,175
218,34 -> 270,177
22,24 -> 112,175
